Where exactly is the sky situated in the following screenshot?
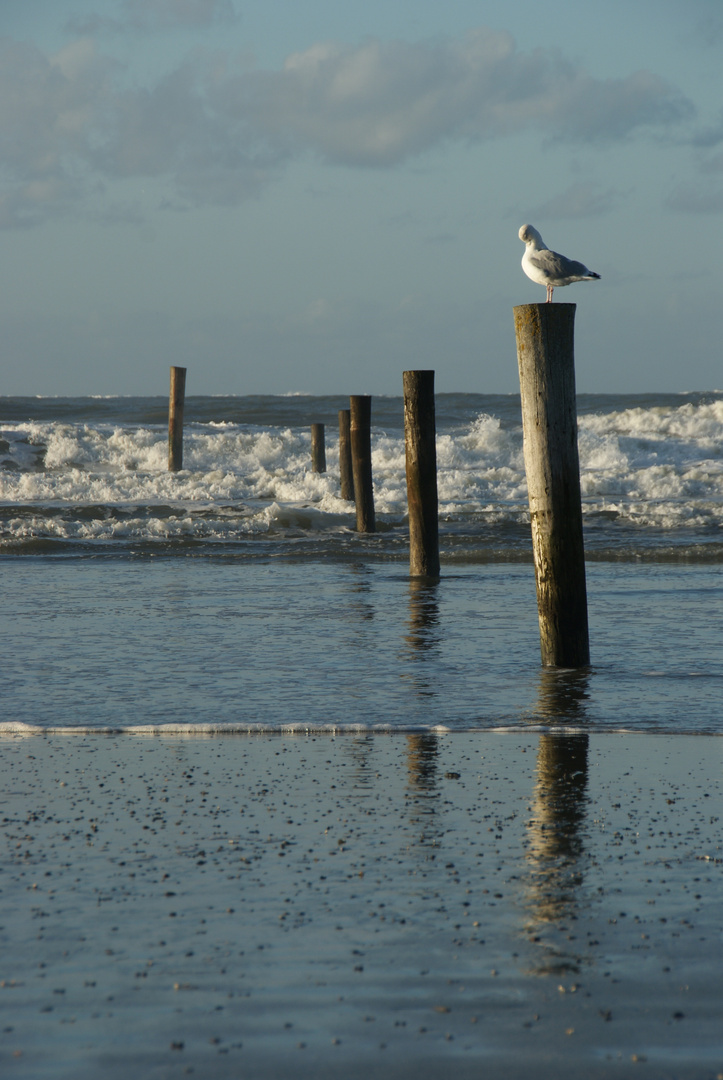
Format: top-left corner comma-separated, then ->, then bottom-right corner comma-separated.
1,0 -> 721,396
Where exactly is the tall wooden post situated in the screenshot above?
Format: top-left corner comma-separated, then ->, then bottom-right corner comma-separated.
513,303 -> 589,667
338,409 -> 354,501
311,423 -> 326,473
403,370 -> 440,579
168,366 -> 186,473
350,395 -> 375,533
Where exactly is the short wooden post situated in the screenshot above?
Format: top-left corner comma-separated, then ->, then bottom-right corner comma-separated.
513,303 -> 589,667
350,395 -> 375,533
403,370 -> 440,579
168,366 -> 186,472
310,423 -> 326,473
338,409 -> 354,500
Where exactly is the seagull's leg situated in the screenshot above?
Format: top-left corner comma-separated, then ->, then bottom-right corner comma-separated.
546,284 -> 554,303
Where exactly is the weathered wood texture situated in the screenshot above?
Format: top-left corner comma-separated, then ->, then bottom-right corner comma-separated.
403,370 -> 440,578
168,366 -> 187,473
338,409 -> 354,501
513,303 -> 590,667
350,395 -> 375,533
310,423 -> 326,473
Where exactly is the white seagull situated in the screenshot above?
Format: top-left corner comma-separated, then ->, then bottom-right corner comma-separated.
519,224 -> 600,303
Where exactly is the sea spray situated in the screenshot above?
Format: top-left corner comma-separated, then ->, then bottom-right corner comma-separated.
1,392 -> 723,556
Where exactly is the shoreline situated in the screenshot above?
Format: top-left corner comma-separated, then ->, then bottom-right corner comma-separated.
2,732 -> 722,1078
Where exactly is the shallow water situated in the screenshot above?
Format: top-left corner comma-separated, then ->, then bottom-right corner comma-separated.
3,558 -> 722,733
2,391 -> 722,734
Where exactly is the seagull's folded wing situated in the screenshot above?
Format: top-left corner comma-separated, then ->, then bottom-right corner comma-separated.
530,250 -> 598,284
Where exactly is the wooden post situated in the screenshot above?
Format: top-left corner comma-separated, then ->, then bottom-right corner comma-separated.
168,366 -> 186,472
513,303 -> 589,667
403,370 -> 440,579
310,423 -> 326,473
350,395 -> 375,533
338,409 -> 354,501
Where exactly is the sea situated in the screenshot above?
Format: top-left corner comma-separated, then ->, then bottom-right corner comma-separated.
2,391 -> 722,735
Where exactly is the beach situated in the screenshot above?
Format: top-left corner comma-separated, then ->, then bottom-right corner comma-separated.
2,732 -> 722,1079
2,391 -> 723,1075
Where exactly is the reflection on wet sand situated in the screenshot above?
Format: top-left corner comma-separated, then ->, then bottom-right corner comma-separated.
405,733 -> 444,853
523,668 -> 591,975
406,733 -> 439,792
345,733 -> 377,789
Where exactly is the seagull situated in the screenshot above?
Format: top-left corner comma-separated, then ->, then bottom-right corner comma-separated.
519,224 -> 600,303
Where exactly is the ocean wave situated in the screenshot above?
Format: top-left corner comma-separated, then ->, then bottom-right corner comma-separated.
2,393 -> 723,554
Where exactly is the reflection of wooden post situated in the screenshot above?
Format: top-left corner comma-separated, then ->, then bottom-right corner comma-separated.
350,395 -> 375,533
525,734 -> 589,934
311,423 -> 326,473
403,370 -> 440,579
407,578 -> 440,653
513,304 -> 589,667
168,366 -> 186,472
338,409 -> 354,501
406,734 -> 439,791
529,735 -> 589,866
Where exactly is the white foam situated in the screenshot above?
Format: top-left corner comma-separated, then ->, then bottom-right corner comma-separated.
2,396 -> 723,543
0,721 -> 455,735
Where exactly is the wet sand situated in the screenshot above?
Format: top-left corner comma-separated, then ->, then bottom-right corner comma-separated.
1,732 -> 722,1079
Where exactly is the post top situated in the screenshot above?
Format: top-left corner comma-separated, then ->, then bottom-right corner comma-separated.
513,302 -> 576,312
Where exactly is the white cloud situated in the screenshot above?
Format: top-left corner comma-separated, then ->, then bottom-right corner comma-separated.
0,26 -> 696,227
241,32 -> 693,165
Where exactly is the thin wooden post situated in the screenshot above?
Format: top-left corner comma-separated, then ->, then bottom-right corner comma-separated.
350,395 -> 375,533
168,366 -> 186,472
513,303 -> 589,667
403,370 -> 440,579
338,409 -> 354,500
310,423 -> 326,473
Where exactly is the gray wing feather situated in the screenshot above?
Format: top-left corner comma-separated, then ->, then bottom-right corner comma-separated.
528,248 -> 599,282
529,251 -> 589,277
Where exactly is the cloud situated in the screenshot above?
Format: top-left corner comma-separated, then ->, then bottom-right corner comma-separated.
696,6 -> 723,46
94,60 -> 291,205
0,37 -> 119,226
241,32 -> 693,165
0,26 -> 696,227
701,150 -> 723,174
666,116 -> 723,214
67,0 -> 238,34
665,180 -> 723,213
690,110 -> 723,149
527,181 -> 627,219
121,0 -> 238,28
